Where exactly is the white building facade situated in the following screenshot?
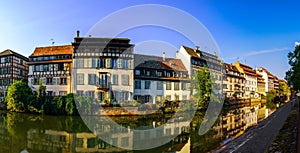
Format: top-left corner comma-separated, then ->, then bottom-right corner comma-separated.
72,32 -> 134,103
133,54 -> 190,104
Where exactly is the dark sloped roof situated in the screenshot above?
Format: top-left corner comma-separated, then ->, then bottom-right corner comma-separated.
0,49 -> 28,61
134,54 -> 187,72
181,45 -> 199,58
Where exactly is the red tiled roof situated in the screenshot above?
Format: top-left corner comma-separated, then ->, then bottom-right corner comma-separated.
238,63 -> 256,76
30,45 -> 73,57
225,63 -> 240,72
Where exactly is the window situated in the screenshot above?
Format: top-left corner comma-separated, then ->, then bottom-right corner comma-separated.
60,78 -> 67,85
174,82 -> 180,90
117,59 -> 122,68
122,75 -> 129,85
145,95 -> 151,103
112,74 -> 118,85
77,91 -> 84,96
121,137 -> 129,147
75,59 -> 84,68
181,82 -> 187,90
88,74 -> 96,85
128,60 -> 133,69
59,91 -> 67,96
91,58 -> 97,68
166,72 -> 170,77
157,81 -> 163,90
98,92 -> 105,101
77,74 -> 84,85
157,71 -> 162,77
166,82 -> 171,90
122,60 -> 128,69
46,78 -> 53,85
54,64 -> 59,71
111,59 -> 117,69
122,92 -> 129,101
46,91 -> 53,96
100,59 -> 106,68
146,71 -> 150,76
105,59 -> 111,68
145,81 -> 151,89
135,80 -> 141,89
135,70 -> 140,75
76,138 -> 84,147
86,91 -> 95,99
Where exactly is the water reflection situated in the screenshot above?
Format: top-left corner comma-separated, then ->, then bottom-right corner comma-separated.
0,105 -> 270,153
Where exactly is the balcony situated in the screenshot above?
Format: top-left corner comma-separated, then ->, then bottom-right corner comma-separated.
97,83 -> 110,91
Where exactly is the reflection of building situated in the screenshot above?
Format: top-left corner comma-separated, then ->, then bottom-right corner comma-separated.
133,53 -> 190,103
234,62 -> 258,98
28,45 -> 73,96
0,49 -> 28,101
213,106 -> 258,140
72,31 -> 134,102
224,63 -> 245,98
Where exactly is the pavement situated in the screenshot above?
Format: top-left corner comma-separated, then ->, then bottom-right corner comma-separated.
216,102 -> 292,153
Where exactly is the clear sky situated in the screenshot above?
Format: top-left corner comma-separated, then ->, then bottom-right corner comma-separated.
0,0 -> 299,79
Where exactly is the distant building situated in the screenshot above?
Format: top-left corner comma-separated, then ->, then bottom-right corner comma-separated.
234,62 -> 258,98
256,73 -> 266,96
0,49 -> 28,101
28,45 -> 73,96
224,63 -> 245,98
256,67 -> 277,93
177,45 -> 225,96
134,53 -> 190,103
72,31 -> 134,102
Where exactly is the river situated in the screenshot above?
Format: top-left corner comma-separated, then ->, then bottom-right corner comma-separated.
0,104 -> 271,153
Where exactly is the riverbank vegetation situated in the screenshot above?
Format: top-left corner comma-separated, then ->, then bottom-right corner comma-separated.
4,80 -> 92,115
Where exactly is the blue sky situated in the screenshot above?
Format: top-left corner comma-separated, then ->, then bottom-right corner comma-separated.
0,0 -> 299,79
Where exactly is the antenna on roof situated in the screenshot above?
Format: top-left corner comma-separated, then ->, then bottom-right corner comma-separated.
49,39 -> 55,46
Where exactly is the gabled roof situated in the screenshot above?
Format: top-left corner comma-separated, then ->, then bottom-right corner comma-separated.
181,45 -> 199,58
30,45 -> 73,57
0,49 -> 28,61
238,63 -> 256,76
225,63 -> 239,73
134,54 -> 187,72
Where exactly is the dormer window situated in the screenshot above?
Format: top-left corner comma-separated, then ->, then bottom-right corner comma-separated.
157,71 -> 162,77
146,71 -> 151,76
135,70 -> 140,75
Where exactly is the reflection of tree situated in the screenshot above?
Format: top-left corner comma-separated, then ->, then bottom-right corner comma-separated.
190,111 -> 221,153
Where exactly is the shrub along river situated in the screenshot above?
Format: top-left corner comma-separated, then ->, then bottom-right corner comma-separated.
0,104 -> 272,153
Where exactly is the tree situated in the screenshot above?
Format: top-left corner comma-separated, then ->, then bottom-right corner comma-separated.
286,45 -> 300,90
278,80 -> 290,96
190,66 -> 213,109
266,90 -> 276,109
5,80 -> 34,112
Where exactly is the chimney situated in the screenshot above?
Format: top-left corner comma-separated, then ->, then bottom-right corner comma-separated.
195,46 -> 200,51
76,30 -> 80,37
176,51 -> 179,58
162,52 -> 166,61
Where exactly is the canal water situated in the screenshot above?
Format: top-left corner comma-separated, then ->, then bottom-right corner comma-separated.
0,105 -> 271,153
